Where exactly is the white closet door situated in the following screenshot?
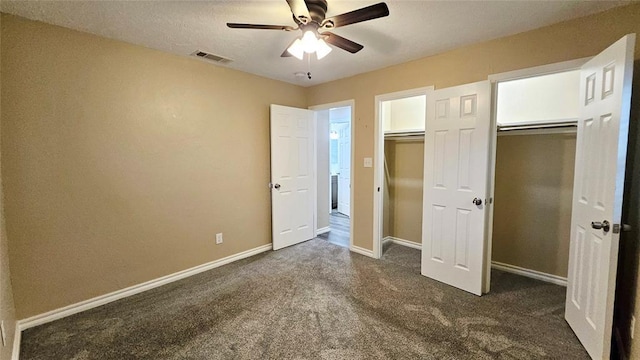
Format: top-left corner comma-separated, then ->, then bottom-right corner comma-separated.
565,34 -> 635,360
421,81 -> 491,296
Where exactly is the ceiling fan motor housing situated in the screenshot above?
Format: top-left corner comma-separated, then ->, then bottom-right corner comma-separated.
295,0 -> 328,25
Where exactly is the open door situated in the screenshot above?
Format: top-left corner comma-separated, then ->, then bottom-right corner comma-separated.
421,81 -> 491,296
565,34 -> 635,360
270,104 -> 316,250
338,123 -> 351,217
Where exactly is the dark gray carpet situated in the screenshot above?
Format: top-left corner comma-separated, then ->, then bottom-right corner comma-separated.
20,239 -> 588,359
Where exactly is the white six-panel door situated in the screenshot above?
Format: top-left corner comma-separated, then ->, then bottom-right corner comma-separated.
565,34 -> 635,360
421,81 -> 491,296
338,123 -> 351,217
270,104 -> 315,250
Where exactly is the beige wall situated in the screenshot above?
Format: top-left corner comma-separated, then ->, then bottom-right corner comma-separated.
0,13 -> 18,360
306,5 -> 640,355
492,133 -> 576,277
382,133 -> 576,276
383,139 -> 423,244
382,143 -> 392,239
1,14 -> 306,319
3,4 -> 640,358
306,3 -> 640,252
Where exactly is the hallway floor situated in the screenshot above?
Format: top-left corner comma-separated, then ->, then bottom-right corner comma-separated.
317,210 -> 350,248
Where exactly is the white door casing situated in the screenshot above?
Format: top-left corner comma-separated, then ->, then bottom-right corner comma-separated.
270,104 -> 316,250
338,123 -> 351,217
565,34 -> 635,360
421,81 -> 491,296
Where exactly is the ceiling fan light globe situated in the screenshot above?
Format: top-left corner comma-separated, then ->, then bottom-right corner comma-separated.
316,39 -> 332,59
301,30 -> 318,53
287,38 -> 305,60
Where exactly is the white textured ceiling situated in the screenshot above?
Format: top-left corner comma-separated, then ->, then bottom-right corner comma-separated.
0,0 -> 632,86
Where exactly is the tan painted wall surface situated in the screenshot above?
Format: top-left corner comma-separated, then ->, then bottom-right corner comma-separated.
492,133 -> 576,277
306,3 -> 640,252
3,4 -> 640,357
1,14 -> 306,319
306,5 -> 640,355
0,13 -> 18,360
383,140 -> 423,244
382,134 -> 576,276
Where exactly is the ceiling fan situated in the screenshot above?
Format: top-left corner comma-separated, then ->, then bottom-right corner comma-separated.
227,0 -> 389,60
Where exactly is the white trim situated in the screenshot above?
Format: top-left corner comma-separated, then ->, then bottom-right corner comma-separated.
309,100 -> 354,112
17,244 -> 272,331
349,245 -> 375,258
483,81 -> 499,294
309,100 -> 355,250
382,236 -> 422,250
373,86 -> 434,260
316,226 -> 330,235
491,261 -> 567,287
11,323 -> 21,360
488,57 -> 591,83
312,110 -> 318,238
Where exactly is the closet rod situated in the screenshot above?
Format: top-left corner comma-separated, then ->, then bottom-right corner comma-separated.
497,121 -> 577,132
384,131 -> 425,141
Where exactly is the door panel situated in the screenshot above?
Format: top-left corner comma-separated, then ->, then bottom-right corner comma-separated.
421,81 -> 491,296
270,104 -> 315,250
565,34 -> 635,360
338,123 -> 351,217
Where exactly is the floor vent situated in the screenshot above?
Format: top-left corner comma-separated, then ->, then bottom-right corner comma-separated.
191,50 -> 232,64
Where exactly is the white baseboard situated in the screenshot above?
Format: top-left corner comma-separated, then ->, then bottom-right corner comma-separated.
17,243 -> 273,332
316,226 -> 330,235
11,323 -> 21,360
350,245 -> 375,258
383,236 -> 422,250
491,261 -> 567,287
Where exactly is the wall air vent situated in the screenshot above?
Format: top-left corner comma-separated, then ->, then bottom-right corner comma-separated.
191,50 -> 232,64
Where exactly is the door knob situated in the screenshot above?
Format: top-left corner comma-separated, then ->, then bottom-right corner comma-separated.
591,220 -> 610,232
472,198 -> 482,206
274,183 -> 281,190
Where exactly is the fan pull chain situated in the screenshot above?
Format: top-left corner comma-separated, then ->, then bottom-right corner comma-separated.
306,53 -> 312,80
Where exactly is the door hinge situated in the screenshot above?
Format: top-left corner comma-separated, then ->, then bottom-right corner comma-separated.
268,182 -> 273,190
378,187 -> 381,192
613,223 -> 632,234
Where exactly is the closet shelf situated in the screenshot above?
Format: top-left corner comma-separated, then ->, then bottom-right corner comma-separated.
497,120 -> 577,136
384,130 -> 425,141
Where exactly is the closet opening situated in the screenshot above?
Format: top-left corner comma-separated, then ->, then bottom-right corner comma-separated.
486,59 -> 588,290
373,87 -> 432,268
311,101 -> 354,249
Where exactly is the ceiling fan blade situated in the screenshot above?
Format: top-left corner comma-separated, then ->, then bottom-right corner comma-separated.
227,23 -> 295,31
286,0 -> 311,24
322,32 -> 364,54
322,2 -> 389,29
281,38 -> 298,57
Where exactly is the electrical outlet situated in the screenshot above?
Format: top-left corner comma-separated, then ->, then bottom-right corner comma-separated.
1,320 -> 6,347
216,233 -> 223,245
631,315 -> 636,339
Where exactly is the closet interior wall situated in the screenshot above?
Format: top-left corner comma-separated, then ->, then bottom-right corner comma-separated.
383,138 -> 424,246
492,132 -> 577,277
